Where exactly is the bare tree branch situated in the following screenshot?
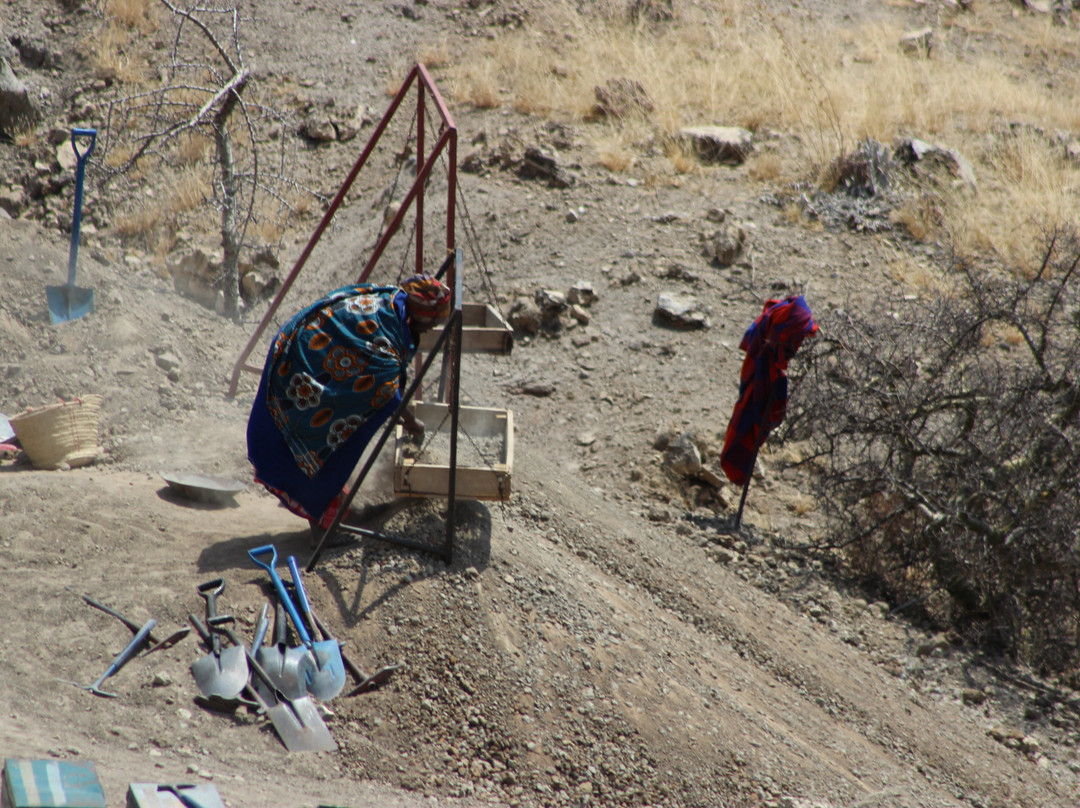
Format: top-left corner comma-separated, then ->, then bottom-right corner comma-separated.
97,1 -> 319,320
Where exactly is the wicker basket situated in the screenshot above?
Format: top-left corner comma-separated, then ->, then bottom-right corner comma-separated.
9,395 -> 103,470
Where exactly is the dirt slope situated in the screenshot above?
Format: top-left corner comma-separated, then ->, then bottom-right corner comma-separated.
1,2 -> 1078,808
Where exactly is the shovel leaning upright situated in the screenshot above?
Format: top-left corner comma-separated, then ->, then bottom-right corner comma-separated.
248,544 -> 345,701
189,579 -> 248,701
47,128 -> 96,324
254,599 -> 312,702
287,554 -> 346,700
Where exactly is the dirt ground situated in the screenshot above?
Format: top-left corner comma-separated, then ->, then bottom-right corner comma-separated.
2,2 -> 1080,808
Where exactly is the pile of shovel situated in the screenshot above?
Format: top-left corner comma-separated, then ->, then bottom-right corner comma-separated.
187,543 -> 400,753
188,568 -> 339,754
65,547 -> 399,756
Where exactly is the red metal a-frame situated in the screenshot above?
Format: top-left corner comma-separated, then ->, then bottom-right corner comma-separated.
227,62 -> 457,400
229,63 -> 469,565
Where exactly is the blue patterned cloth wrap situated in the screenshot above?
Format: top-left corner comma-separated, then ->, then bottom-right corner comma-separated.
264,284 -> 416,478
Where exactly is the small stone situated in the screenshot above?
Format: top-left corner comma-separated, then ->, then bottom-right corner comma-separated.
155,352 -> 182,372
960,689 -> 986,705
567,282 -> 597,306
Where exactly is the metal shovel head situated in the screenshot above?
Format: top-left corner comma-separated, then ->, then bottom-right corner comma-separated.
47,283 -> 95,324
264,690 -> 337,753
191,643 -> 248,701
240,647 -> 335,753
211,618 -> 334,754
254,642 -> 312,702
305,641 -> 346,701
284,555 -> 346,701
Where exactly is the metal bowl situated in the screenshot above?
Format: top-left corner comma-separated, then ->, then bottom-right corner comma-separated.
160,471 -> 246,504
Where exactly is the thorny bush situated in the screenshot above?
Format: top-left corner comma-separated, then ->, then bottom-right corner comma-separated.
786,227 -> 1080,675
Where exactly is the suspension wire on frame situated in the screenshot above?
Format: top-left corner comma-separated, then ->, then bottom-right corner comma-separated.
306,256 -> 465,571
422,93 -> 501,312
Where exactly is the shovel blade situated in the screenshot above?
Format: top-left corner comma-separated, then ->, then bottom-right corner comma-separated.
47,284 -> 95,324
255,644 -> 311,702
305,640 -> 347,701
266,693 -> 337,753
190,645 -> 248,701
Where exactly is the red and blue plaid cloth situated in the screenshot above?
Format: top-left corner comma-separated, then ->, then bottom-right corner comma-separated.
720,295 -> 818,487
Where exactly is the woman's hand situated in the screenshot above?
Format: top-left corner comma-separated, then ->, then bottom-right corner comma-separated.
401,411 -> 425,442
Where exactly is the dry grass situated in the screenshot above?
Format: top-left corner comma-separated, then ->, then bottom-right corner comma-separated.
113,205 -> 162,242
660,135 -> 698,175
12,125 -> 39,148
252,218 -> 287,246
786,494 -> 817,516
105,0 -> 157,32
251,202 -> 291,245
889,193 -> 945,243
82,21 -> 149,85
167,167 -> 209,214
979,322 -> 1026,349
417,39 -> 453,70
104,142 -> 135,170
450,53 -> 508,110
177,133 -> 210,166
596,146 -> 635,173
886,254 -> 948,296
747,153 -> 783,182
448,0 -> 1080,266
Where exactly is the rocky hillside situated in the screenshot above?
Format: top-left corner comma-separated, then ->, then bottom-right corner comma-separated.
1,2 -> 1079,808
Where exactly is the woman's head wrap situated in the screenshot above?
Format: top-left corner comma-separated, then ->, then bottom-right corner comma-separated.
401,274 -> 452,322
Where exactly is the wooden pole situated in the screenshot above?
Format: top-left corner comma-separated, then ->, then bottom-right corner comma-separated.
731,448 -> 757,531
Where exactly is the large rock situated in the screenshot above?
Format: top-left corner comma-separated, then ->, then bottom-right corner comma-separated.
1064,138 -> 1080,166
567,281 -> 598,307
517,147 -> 574,188
629,0 -> 675,23
679,126 -> 753,164
507,296 -> 542,335
591,78 -> 653,120
656,291 -> 710,329
899,27 -> 934,58
705,217 -> 747,266
894,136 -> 976,190
535,289 -> 567,317
298,115 -> 336,142
0,187 -> 25,218
0,21 -> 17,63
168,248 -> 222,310
0,57 -> 42,137
664,432 -> 702,477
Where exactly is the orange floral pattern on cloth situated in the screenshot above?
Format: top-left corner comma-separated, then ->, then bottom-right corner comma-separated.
265,285 -> 416,478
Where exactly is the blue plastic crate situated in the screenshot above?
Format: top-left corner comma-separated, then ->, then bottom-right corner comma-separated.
2,759 -> 106,808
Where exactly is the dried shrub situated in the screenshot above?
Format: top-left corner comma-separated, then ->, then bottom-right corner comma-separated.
787,227 -> 1080,672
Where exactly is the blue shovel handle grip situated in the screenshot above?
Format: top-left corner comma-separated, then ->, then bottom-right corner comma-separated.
71,128 -> 96,164
65,128 -> 97,291
248,544 -> 313,646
